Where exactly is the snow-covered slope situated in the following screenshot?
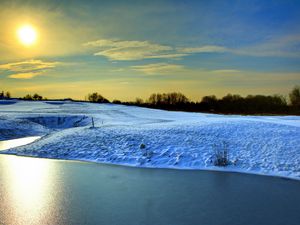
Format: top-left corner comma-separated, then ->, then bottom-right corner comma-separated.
0,100 -> 300,180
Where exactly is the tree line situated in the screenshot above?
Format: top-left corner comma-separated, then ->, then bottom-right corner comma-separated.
0,91 -> 11,99
0,91 -> 46,101
87,86 -> 300,115
1,86 -> 299,115
21,93 -> 45,101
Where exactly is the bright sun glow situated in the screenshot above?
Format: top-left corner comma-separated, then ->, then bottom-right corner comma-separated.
17,25 -> 37,46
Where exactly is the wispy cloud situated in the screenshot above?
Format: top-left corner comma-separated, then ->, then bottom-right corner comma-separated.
130,63 -> 245,76
84,39 -> 187,61
85,40 -> 267,64
131,63 -> 185,75
177,45 -> 228,54
84,38 -> 234,62
234,35 -> 300,58
0,59 -> 61,79
94,48 -> 186,61
0,59 -> 60,72
85,35 -> 300,62
210,69 -> 241,74
85,39 -> 232,61
84,39 -> 170,49
8,72 -> 44,79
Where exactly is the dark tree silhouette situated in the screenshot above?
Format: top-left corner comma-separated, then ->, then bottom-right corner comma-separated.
23,94 -> 33,100
33,93 -> 43,101
135,98 -> 144,105
200,95 -> 218,112
148,92 -> 189,106
5,91 -> 11,98
21,93 -> 44,101
289,86 -> 300,108
112,99 -> 121,104
87,92 -> 109,103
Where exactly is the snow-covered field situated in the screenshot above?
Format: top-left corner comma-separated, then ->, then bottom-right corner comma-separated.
0,100 -> 300,180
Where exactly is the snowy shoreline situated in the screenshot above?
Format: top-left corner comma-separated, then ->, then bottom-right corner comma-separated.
0,100 -> 300,180
1,153 -> 299,182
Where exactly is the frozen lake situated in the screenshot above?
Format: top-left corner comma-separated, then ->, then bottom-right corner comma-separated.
0,155 -> 300,225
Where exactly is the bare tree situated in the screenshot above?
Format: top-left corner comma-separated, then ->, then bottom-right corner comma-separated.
87,92 -> 109,103
289,86 -> 300,108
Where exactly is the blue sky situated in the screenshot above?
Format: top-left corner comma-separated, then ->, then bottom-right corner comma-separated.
0,0 -> 299,100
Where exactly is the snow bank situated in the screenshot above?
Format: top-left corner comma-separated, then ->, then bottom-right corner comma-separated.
0,116 -> 48,141
0,100 -> 17,105
25,115 -> 91,129
0,100 -> 299,180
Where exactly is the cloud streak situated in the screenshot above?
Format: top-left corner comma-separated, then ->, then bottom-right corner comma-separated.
8,72 -> 44,79
84,39 -> 187,61
131,63 -> 185,75
233,34 -> 300,58
84,39 -> 228,61
85,35 -> 300,62
177,45 -> 228,54
210,69 -> 241,74
0,59 -> 61,79
131,63 -> 245,76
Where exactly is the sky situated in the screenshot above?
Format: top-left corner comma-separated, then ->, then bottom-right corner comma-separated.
0,0 -> 300,101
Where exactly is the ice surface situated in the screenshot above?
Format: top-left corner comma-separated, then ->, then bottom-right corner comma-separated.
0,100 -> 299,180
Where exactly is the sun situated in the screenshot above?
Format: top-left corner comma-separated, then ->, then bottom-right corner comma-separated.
17,25 -> 37,46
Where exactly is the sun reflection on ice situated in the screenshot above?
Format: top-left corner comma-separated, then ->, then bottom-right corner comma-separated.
2,156 -> 56,224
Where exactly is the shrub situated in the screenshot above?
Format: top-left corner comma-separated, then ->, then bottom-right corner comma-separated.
33,93 -> 43,101
0,91 -> 11,99
135,98 -> 144,105
21,93 -> 44,101
289,86 -> 300,108
112,99 -> 121,104
213,142 -> 230,167
87,92 -> 109,103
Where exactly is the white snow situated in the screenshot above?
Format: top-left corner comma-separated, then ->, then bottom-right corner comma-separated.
0,136 -> 41,150
0,100 -> 300,180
